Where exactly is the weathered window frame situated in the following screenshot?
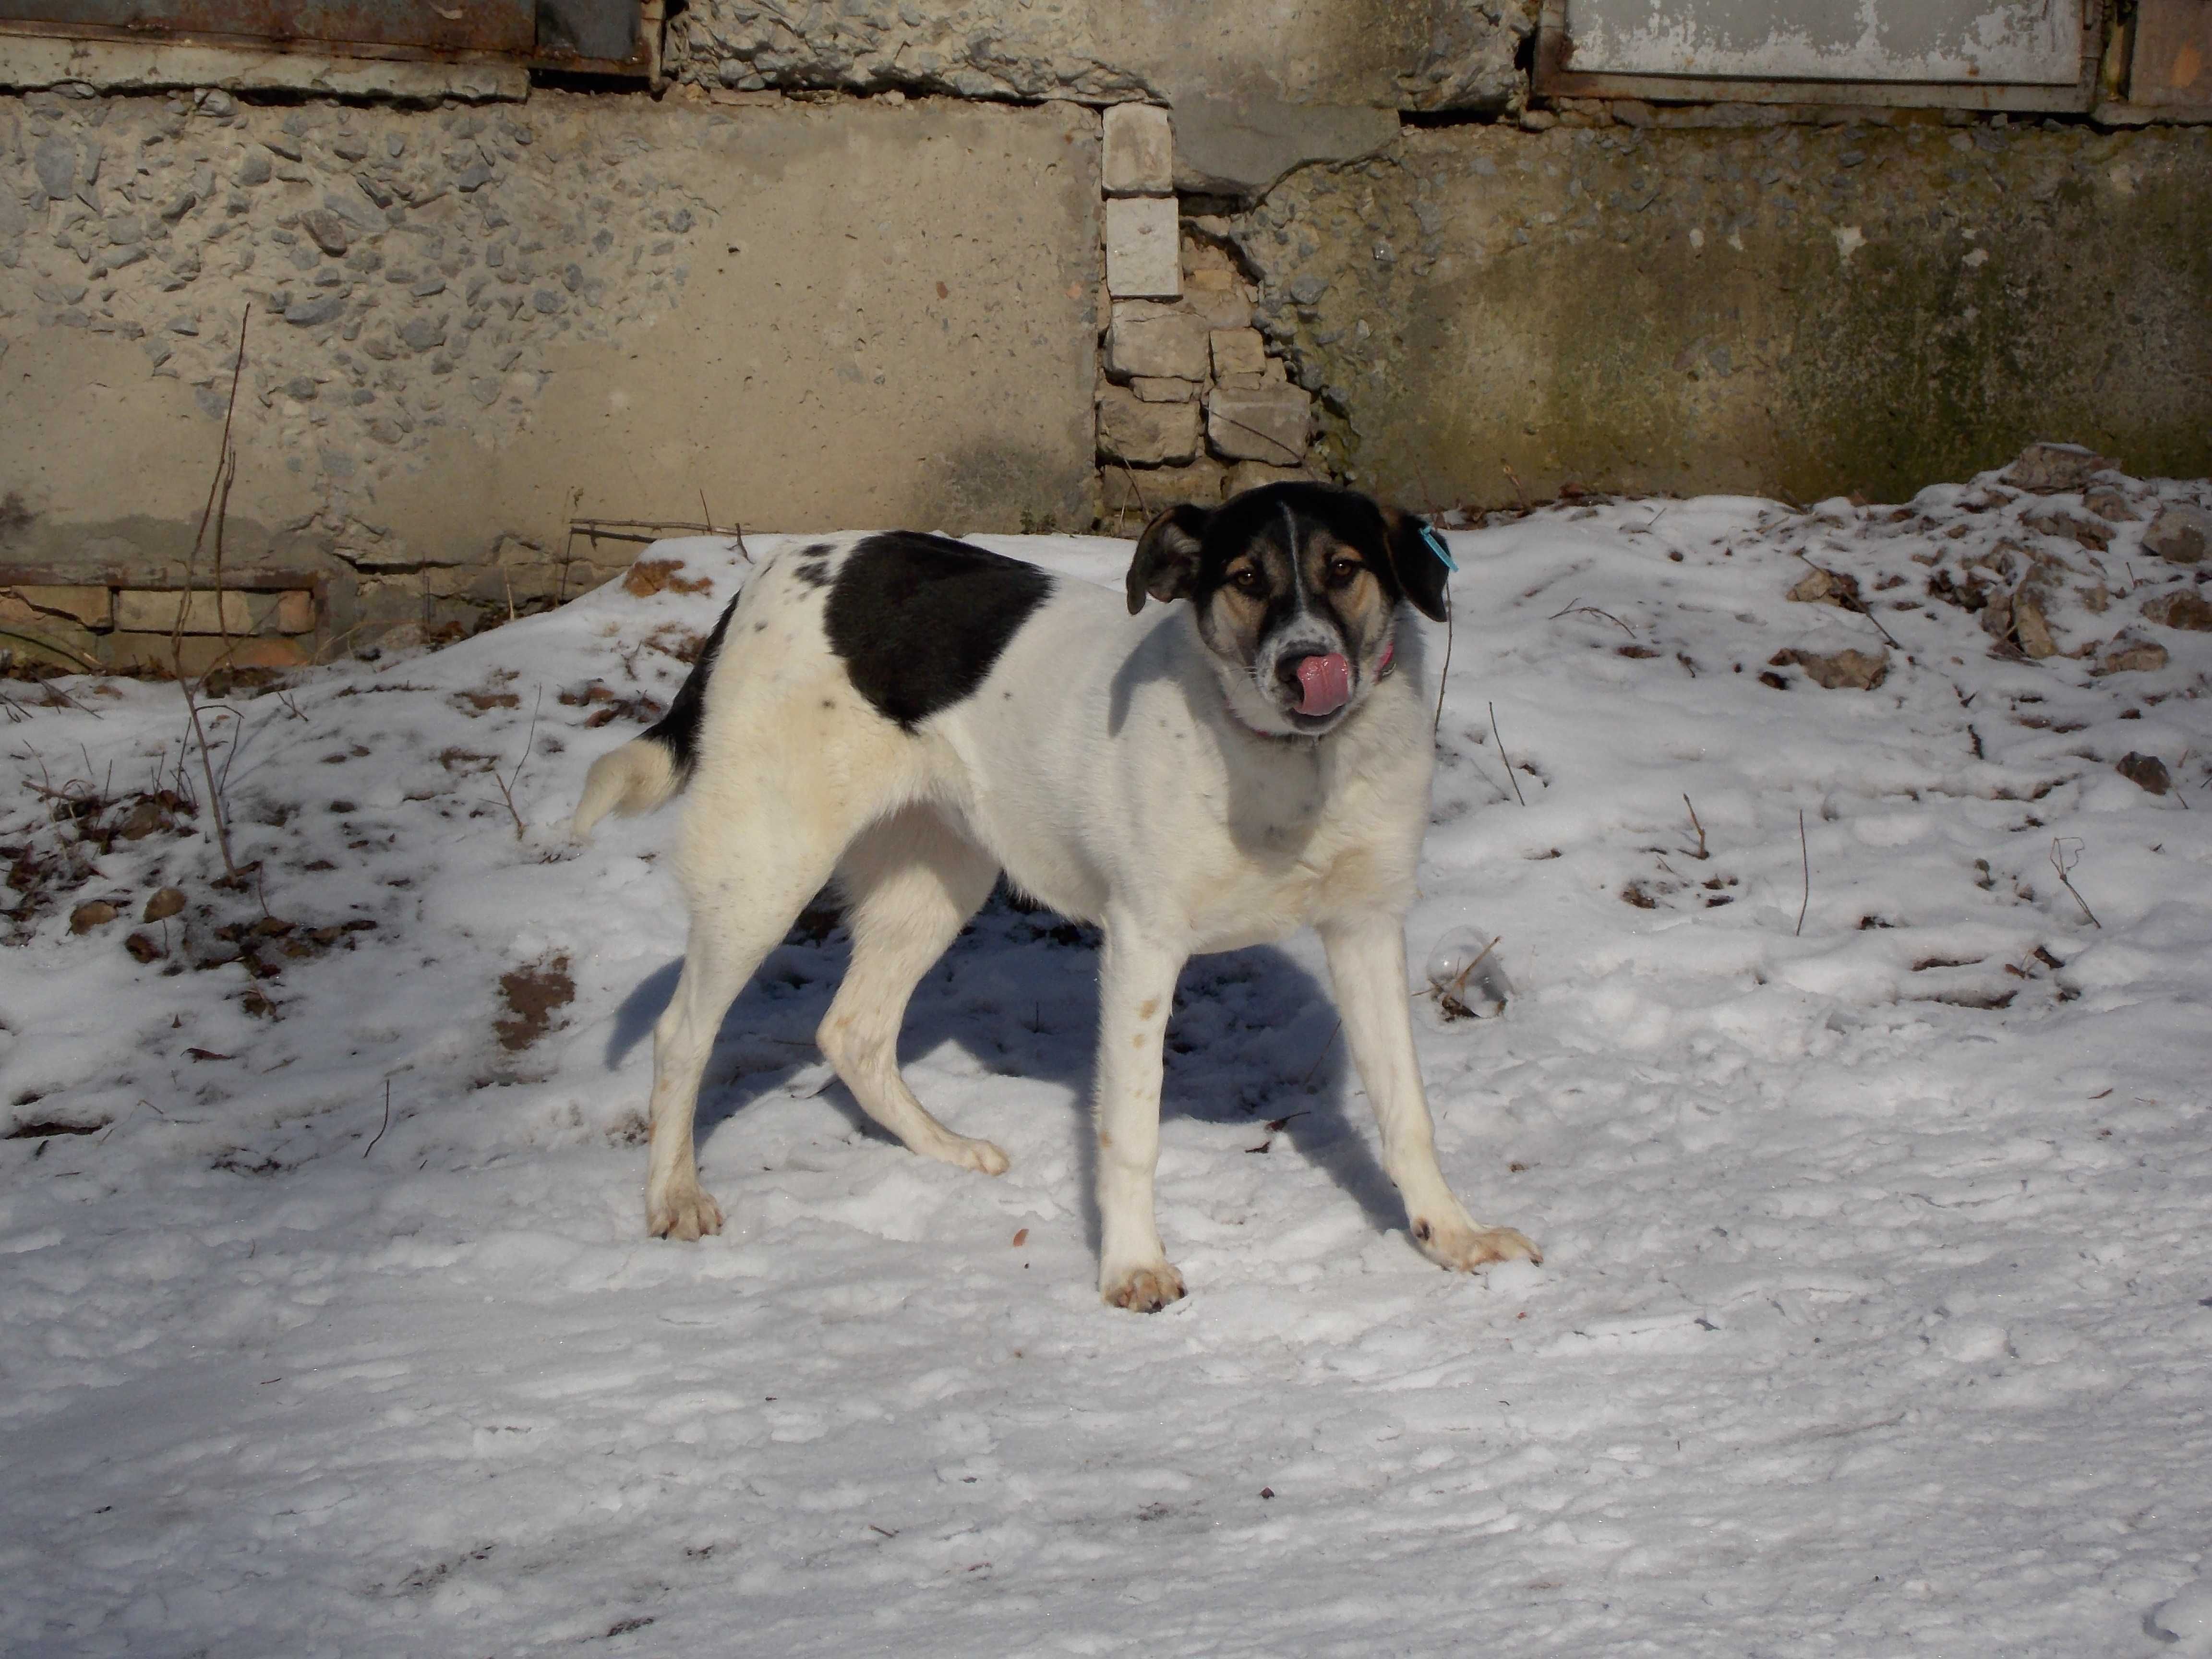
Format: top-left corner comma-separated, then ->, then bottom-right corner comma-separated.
1533,0 -> 2108,114
0,0 -> 659,97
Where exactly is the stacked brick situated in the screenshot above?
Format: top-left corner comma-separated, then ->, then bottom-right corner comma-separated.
1095,106 -> 1314,525
0,581 -> 318,676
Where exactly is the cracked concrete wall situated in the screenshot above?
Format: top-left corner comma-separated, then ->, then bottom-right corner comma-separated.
668,0 -> 1536,119
0,87 -> 1100,649
1231,118 -> 2212,508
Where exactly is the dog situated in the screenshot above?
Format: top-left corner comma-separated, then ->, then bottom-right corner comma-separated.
572,482 -> 1539,1310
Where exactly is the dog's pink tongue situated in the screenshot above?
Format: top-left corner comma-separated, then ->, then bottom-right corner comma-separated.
1295,652 -> 1352,717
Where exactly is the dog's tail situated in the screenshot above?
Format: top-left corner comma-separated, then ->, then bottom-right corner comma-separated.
570,735 -> 681,840
570,591 -> 741,842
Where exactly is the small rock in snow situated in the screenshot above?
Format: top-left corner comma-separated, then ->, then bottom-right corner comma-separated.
2093,636 -> 2168,676
1787,567 -> 1861,607
2116,753 -> 2171,795
2142,589 -> 2212,632
2001,441 -> 2114,494
70,901 -> 118,934
2143,504 -> 2212,565
1769,646 -> 1888,690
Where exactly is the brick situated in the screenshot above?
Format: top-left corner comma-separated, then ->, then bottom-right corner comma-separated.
1106,300 -> 1210,381
1225,460 -> 1320,497
273,590 -> 318,634
1103,104 -> 1174,198
1101,458 -> 1225,515
1130,377 -> 1198,403
113,589 -> 256,635
1097,385 -> 1201,466
1210,327 -> 1268,382
0,613 -> 101,670
1207,383 -> 1310,465
2,584 -> 111,628
1106,197 -> 1180,300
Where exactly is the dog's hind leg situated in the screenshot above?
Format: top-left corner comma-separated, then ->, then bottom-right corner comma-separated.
817,806 -> 1010,1176
646,835 -> 845,1240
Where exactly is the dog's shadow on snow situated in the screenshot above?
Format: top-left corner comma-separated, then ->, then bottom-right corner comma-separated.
606,888 -> 1404,1250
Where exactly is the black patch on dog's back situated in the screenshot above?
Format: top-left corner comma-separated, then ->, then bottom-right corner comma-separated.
824,532 -> 1052,731
790,541 -> 836,589
641,592 -> 739,782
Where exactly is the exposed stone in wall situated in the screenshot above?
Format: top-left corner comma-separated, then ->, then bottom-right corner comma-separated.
668,0 -> 1534,116
1230,117 -> 2212,508
1095,232 -> 1317,525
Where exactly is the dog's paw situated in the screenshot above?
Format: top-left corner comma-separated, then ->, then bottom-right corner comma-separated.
955,1141 -> 1013,1177
1100,1261 -> 1186,1313
1411,1214 -> 1541,1273
648,1180 -> 724,1242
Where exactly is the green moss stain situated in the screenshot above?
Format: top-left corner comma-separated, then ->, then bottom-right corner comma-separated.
1248,123 -> 2212,507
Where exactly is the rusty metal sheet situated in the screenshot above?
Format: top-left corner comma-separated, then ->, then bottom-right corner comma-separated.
1558,0 -> 2087,85
0,0 -> 534,53
2130,0 -> 2212,105
1535,0 -> 2100,110
532,0 -> 635,67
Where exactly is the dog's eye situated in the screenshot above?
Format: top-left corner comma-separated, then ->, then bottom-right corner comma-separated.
1230,567 -> 1262,593
1327,557 -> 1363,584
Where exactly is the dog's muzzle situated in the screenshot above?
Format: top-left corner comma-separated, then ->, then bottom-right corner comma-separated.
1285,650 -> 1353,718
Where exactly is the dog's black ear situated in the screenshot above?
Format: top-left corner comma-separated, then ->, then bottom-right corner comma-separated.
1127,503 -> 1212,614
1380,505 -> 1453,623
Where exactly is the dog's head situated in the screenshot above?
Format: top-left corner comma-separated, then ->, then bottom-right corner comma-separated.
1126,482 -> 1451,737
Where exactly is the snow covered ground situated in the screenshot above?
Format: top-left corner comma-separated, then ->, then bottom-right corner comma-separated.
4,465 -> 2210,1657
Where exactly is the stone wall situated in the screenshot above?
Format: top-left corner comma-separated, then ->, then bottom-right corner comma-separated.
1229,115 -> 2212,509
0,85 -> 1099,667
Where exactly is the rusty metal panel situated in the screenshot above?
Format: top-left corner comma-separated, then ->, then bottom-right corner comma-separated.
2130,0 -> 2212,104
1557,0 -> 2086,84
532,0 -> 634,66
0,0 -> 534,53
1536,0 -> 2100,109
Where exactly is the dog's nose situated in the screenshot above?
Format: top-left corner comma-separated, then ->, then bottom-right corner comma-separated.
1280,650 -> 1352,717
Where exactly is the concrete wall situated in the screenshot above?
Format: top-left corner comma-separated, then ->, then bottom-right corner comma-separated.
666,0 -> 1534,120
1230,116 -> 2212,508
0,87 -> 1099,657
3,3 -> 2211,672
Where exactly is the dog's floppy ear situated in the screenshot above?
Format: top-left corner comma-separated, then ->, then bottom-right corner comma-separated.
1380,505 -> 1454,623
1126,503 -> 1212,614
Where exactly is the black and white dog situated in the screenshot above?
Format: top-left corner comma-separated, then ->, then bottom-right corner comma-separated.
573,482 -> 1539,1310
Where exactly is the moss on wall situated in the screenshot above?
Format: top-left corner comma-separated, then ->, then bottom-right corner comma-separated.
1237,118 -> 2212,508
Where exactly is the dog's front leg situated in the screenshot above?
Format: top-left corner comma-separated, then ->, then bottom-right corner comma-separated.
1094,923 -> 1189,1312
1320,912 -> 1541,1273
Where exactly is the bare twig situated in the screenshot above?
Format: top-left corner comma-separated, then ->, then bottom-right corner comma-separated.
1433,586 -> 1453,739
2049,838 -> 2101,928
1114,457 -> 1152,523
1796,809 -> 1810,937
1488,702 -> 1527,806
1500,459 -> 1529,512
1299,1019 -> 1341,1087
365,1079 -> 392,1158
1683,794 -> 1708,860
490,686 -> 544,841
1546,600 -> 1638,637
0,627 -> 105,674
173,307 -> 252,883
1443,936 -> 1501,1006
1791,548 -> 1902,650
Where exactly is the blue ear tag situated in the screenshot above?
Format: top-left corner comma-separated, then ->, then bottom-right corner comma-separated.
1418,522 -> 1460,573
